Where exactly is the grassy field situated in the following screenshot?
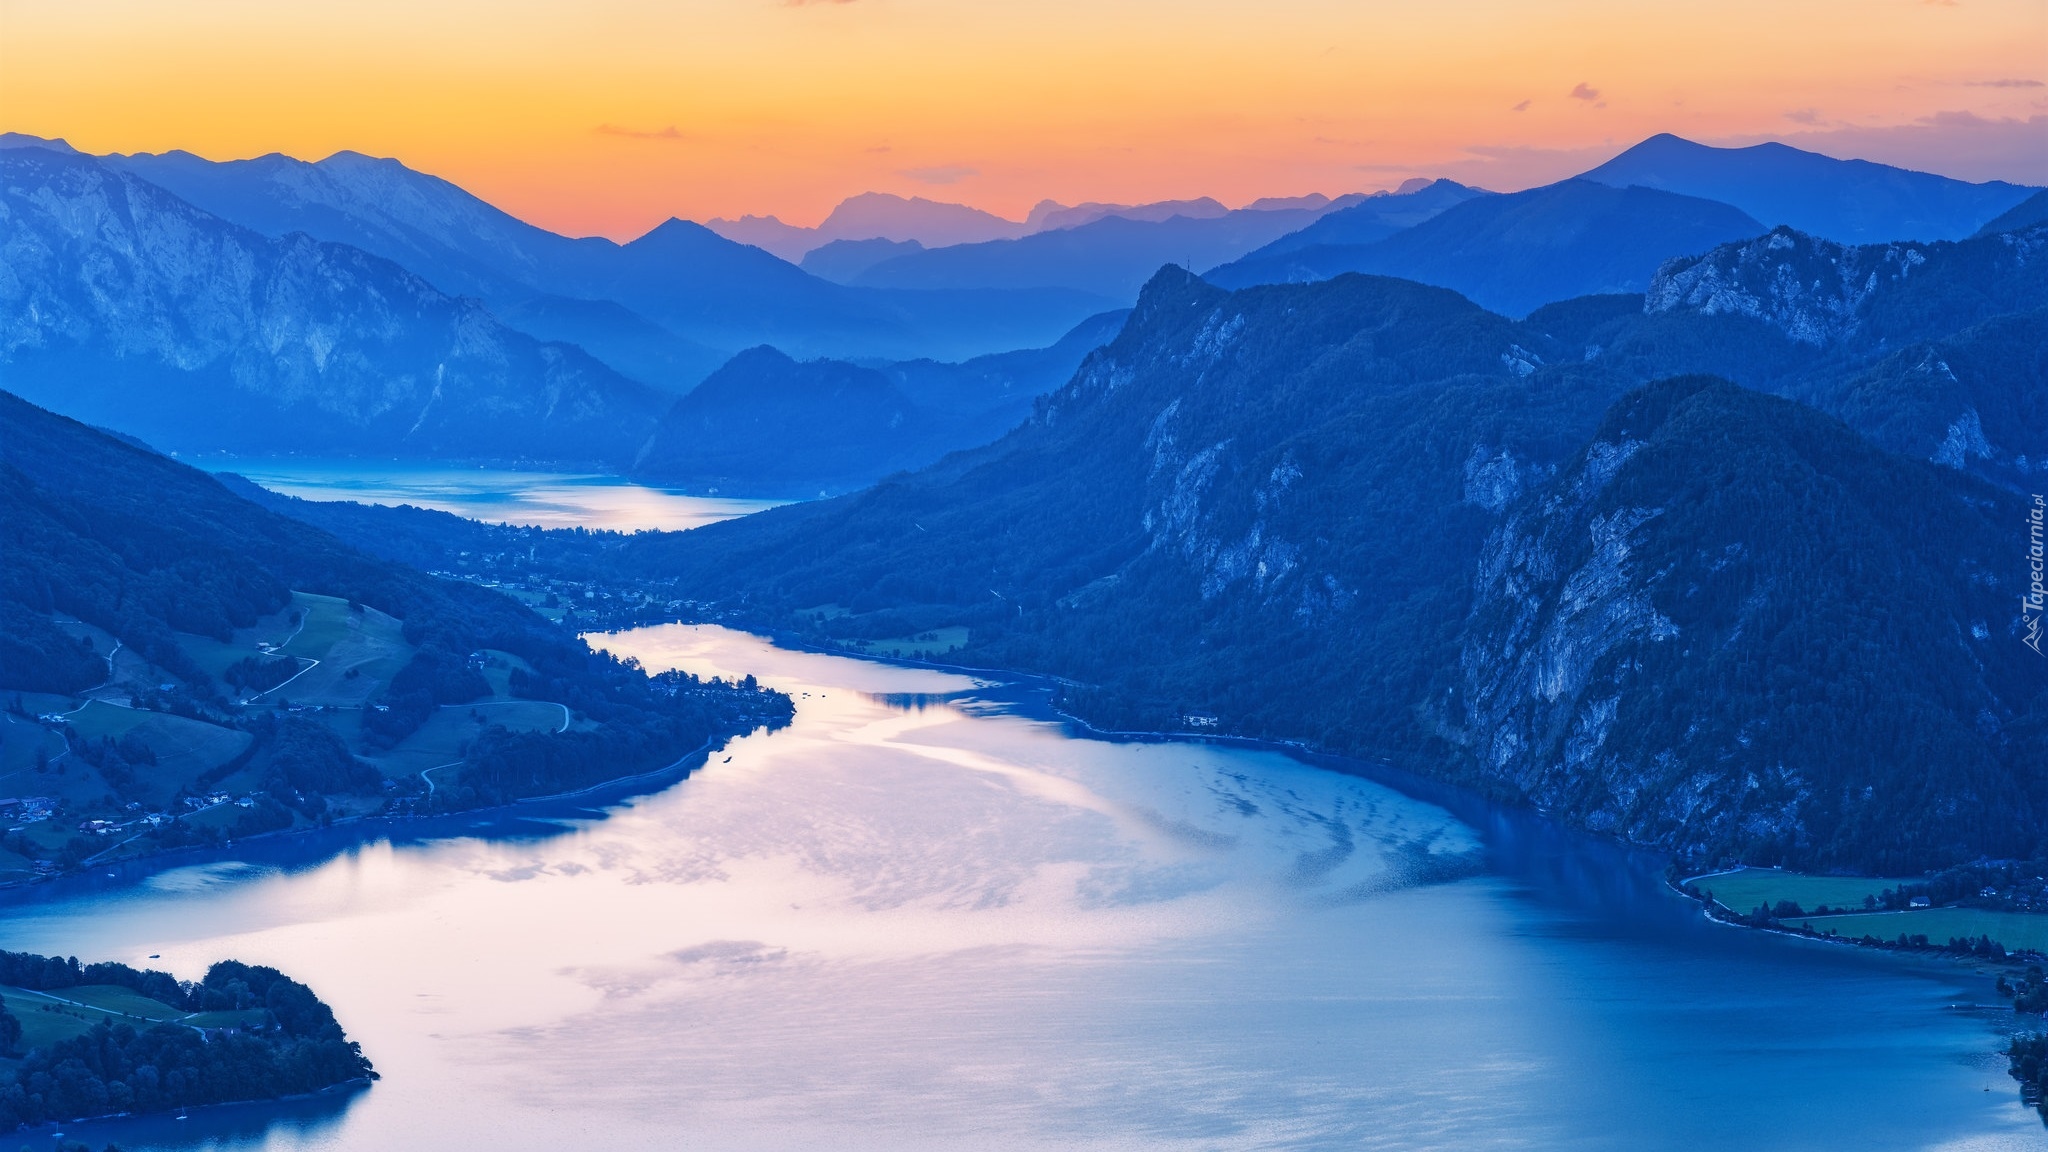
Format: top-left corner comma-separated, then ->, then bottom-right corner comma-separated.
172,595 -> 309,683
0,984 -> 268,1050
1685,868 -> 1917,915
173,593 -> 413,708
1792,908 -> 2048,952
267,599 -> 413,708
852,626 -> 970,658
0,713 -> 64,778
57,702 -> 251,803
353,701 -> 568,777
1,984 -> 190,1049
281,592 -> 357,658
61,984 -> 190,1021
479,649 -> 538,697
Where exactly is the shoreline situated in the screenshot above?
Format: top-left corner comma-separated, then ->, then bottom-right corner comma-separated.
672,621 -> 2048,986
0,728 -> 741,896
20,1075 -> 374,1141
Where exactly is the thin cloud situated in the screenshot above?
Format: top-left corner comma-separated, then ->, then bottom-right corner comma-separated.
1569,82 -> 1601,102
1784,108 -> 1823,125
1511,99 -> 1532,113
596,124 -> 686,141
899,164 -> 977,185
1965,78 -> 2045,88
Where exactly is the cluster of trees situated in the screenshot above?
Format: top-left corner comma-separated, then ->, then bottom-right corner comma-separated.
223,653 -> 301,694
358,644 -> 492,749
66,731 -> 157,798
0,600 -> 105,694
446,661 -> 787,807
0,954 -> 372,1130
2010,1032 -> 2048,1123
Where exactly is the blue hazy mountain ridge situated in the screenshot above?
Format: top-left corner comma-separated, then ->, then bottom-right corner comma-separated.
489,295 -> 727,395
1976,189 -> 2048,237
800,237 -> 928,283
631,349 -> 924,495
1205,179 -> 1767,316
0,145 -> 668,463
24,136 -> 1109,367
607,228 -> 2048,871
842,202 -> 1359,299
1223,179 -> 1492,262
708,191 -> 1031,261
630,308 -> 1130,495
1579,132 -> 2041,244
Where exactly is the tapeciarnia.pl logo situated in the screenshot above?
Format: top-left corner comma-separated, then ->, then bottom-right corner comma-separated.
2026,494 -> 2045,656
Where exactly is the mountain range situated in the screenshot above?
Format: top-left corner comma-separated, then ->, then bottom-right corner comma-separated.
2,128 -> 2037,494
599,222 -> 2048,872
631,309 -> 1127,496
705,189 -> 1371,263
0,144 -> 667,462
1208,180 -> 1769,315
1579,132 -> 2039,243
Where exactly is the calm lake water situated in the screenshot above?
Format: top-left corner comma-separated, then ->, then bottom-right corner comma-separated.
2,626 -> 2040,1150
202,458 -> 783,531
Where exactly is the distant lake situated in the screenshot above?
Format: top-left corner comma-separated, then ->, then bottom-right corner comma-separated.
5,626 -> 2039,1151
204,458 -> 785,531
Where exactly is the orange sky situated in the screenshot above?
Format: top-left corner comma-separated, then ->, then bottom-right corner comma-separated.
3,0 -> 2044,240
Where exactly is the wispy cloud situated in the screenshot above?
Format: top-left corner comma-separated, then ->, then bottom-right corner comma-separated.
1965,78 -> 2044,88
1784,108 -> 1823,125
1511,99 -> 1532,113
596,124 -> 686,141
1568,82 -> 1600,102
899,164 -> 976,185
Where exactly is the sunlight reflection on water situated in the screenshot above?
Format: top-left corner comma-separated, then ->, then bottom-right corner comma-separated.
204,458 -> 785,531
5,626 -> 2039,1152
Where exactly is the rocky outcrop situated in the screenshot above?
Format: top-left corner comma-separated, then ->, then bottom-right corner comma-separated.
1448,377 -> 2040,868
0,146 -> 666,461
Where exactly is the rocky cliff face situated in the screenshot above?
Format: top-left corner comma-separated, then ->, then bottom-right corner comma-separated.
630,269 -> 2047,872
0,146 -> 663,460
1645,223 -> 2047,348
1450,379 -> 2044,868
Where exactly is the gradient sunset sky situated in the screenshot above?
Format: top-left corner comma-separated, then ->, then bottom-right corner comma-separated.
4,0 -> 2044,240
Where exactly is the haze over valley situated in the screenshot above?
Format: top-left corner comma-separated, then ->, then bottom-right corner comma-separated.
3,0 -> 2047,1145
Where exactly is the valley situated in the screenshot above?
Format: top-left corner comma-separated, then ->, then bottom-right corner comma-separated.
1,107 -> 2045,1149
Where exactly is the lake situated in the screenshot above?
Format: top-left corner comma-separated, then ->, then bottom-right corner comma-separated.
201,458 -> 784,531
2,625 -> 2040,1150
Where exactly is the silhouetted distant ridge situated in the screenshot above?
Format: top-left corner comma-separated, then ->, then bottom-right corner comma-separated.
1580,132 -> 2038,244
1226,179 -> 1488,264
631,309 -> 1128,495
1210,179 -> 1765,316
1976,189 -> 2048,237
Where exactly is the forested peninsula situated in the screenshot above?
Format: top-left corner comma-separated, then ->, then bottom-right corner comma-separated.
0,949 -> 371,1131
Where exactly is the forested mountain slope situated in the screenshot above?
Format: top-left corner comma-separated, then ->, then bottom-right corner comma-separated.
0,390 -> 788,841
617,264 -> 2047,871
